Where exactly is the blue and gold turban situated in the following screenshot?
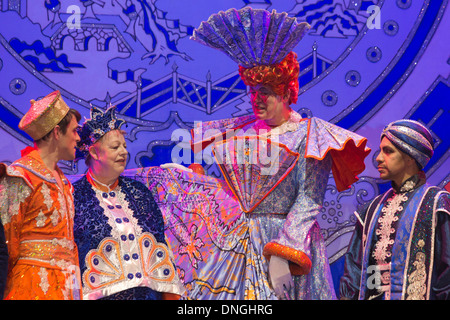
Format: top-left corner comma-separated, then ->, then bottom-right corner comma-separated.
381,119 -> 434,169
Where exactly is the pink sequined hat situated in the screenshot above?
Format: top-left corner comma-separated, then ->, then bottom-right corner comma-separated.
19,90 -> 70,140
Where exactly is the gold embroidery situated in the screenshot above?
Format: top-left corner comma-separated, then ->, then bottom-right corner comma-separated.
35,210 -> 46,227
372,193 -> 407,263
406,240 -> 427,300
38,267 -> 50,295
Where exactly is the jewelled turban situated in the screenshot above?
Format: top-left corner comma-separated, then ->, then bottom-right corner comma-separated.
76,106 -> 126,160
381,119 -> 434,169
19,90 -> 70,140
191,7 -> 310,103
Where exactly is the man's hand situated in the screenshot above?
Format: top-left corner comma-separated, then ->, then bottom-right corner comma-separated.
269,255 -> 294,300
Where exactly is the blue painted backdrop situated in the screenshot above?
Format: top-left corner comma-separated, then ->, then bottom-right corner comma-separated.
0,0 -> 449,297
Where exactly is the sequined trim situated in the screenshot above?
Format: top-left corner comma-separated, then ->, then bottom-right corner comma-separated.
41,183 -> 53,210
253,110 -> 303,136
372,177 -> 416,265
402,186 -> 441,300
18,238 -> 76,268
93,185 -> 143,239
82,232 -> 183,300
11,151 -> 70,187
0,174 -> 32,224
372,192 -> 407,263
406,248 -> 427,300
38,267 -> 50,295
263,242 -> 312,275
57,190 -> 67,220
12,163 -> 55,185
370,179 -> 416,299
35,210 -> 46,227
50,209 -> 60,226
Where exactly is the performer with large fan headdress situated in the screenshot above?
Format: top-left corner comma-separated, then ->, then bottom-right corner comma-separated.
134,7 -> 371,300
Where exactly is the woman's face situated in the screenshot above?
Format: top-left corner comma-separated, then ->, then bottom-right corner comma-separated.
90,130 -> 128,178
249,85 -> 290,126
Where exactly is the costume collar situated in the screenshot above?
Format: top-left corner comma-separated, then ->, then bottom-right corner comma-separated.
86,170 -> 119,193
392,171 -> 426,194
12,149 -> 67,185
252,110 -> 303,136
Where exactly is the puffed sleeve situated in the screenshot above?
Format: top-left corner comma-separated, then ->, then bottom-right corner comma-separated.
303,117 -> 370,192
0,171 -> 32,278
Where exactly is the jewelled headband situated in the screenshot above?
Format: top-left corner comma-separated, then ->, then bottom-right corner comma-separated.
76,106 -> 126,160
381,119 -> 434,169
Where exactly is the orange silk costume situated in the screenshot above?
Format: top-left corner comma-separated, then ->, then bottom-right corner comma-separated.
0,150 -> 82,300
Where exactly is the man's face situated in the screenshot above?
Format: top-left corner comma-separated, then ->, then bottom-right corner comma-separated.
58,116 -> 80,161
249,85 -> 287,125
376,137 -> 410,183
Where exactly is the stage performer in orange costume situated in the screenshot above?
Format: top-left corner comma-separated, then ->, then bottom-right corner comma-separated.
0,91 -> 82,300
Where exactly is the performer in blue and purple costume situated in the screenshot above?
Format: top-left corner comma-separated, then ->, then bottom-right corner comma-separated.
150,7 -> 371,300
340,119 -> 450,300
72,106 -> 185,300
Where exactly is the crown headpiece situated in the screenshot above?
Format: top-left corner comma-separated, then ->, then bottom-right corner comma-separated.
191,7 -> 310,68
76,106 -> 126,160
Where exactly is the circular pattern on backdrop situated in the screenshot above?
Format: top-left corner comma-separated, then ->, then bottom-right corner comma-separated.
397,0 -> 412,10
366,46 -> 382,63
321,90 -> 338,107
297,107 -> 313,118
383,20 -> 399,36
9,78 -> 26,95
345,70 -> 361,87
